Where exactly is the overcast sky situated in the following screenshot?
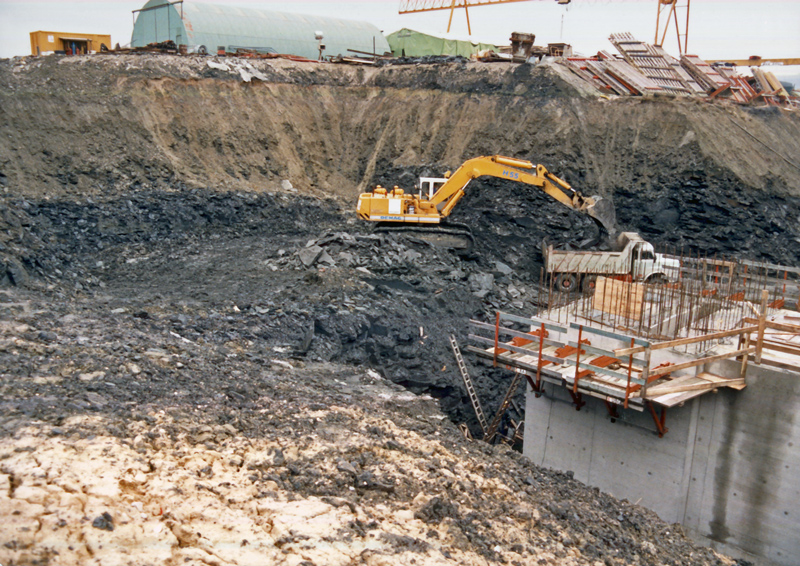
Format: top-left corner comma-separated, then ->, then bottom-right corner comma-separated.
2,0 -> 798,80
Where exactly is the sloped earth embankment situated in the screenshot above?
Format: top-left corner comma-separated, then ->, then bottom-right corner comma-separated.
0,53 -> 798,565
2,54 -> 800,290
1,54 -> 800,203
1,283 -> 737,566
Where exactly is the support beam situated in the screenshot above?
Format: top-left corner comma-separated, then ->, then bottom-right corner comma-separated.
708,57 -> 800,67
648,347 -> 756,377
645,377 -> 745,398
614,325 -> 758,357
568,389 -> 585,410
400,0 -> 541,15
756,289 -> 768,364
646,402 -> 668,437
743,318 -> 800,334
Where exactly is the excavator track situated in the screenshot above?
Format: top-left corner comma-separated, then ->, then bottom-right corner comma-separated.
375,222 -> 475,251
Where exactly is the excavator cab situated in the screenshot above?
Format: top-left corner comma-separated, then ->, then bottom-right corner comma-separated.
418,177 -> 447,200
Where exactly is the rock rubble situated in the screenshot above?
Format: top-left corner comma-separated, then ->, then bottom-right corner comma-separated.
1,287 -> 737,566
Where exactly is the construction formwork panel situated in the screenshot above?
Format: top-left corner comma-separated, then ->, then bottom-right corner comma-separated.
609,32 -> 694,94
680,54 -> 730,93
592,278 -> 644,320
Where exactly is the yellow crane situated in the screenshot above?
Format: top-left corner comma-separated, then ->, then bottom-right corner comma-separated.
400,0 -> 693,54
708,57 -> 800,67
398,0 -> 570,35
655,0 -> 690,55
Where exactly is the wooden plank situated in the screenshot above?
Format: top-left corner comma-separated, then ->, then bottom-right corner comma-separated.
697,372 -> 747,391
562,359 -> 645,384
696,372 -> 733,383
653,388 -> 717,408
756,290 -> 769,364
740,333 -> 750,383
761,340 -> 800,357
567,378 -> 646,406
467,345 -> 565,377
652,374 -> 697,386
572,375 -> 630,394
568,342 -> 613,358
743,318 -> 800,334
640,347 -> 652,397
646,378 -> 745,399
614,325 -> 759,356
766,320 -> 800,334
646,376 -> 745,397
571,380 -> 646,410
592,277 -> 644,320
648,347 -> 756,377
568,342 -> 646,366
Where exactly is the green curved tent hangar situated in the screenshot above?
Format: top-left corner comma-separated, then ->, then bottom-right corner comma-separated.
131,0 -> 390,59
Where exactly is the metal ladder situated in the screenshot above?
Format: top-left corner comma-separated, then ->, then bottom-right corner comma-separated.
449,334 -> 488,434
483,368 -> 525,443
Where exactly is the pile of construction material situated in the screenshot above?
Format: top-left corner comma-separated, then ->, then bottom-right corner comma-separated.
560,32 -> 797,107
97,40 -> 181,55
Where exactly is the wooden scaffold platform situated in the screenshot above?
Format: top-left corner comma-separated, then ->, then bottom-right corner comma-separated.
467,287 -> 800,438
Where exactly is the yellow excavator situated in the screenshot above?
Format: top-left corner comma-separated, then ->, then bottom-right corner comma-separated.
356,155 -> 615,248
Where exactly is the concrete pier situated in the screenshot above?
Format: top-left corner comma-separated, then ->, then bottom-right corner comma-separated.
523,357 -> 800,565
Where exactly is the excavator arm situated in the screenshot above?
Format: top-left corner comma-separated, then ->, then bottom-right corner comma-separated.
431,155 -> 589,216
428,155 -> 615,235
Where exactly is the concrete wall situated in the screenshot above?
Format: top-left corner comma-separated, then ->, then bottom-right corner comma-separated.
524,359 -> 800,565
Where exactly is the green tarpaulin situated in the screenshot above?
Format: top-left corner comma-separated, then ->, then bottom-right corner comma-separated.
386,28 -> 497,58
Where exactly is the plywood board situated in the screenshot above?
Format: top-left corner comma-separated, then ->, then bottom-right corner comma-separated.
593,277 -> 644,321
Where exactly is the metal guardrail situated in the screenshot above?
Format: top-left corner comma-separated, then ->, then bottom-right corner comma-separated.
466,302 -> 785,437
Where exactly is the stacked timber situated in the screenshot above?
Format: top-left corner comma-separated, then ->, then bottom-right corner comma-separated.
556,32 -> 797,108
753,67 -> 791,101
597,51 -> 663,94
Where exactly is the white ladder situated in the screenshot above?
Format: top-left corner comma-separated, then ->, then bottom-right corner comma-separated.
449,334 -> 488,434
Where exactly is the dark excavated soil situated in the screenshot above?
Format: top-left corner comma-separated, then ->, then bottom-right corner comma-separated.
2,176 -> 799,438
1,53 -> 798,566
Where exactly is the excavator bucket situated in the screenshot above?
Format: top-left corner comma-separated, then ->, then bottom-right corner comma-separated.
584,196 -> 617,240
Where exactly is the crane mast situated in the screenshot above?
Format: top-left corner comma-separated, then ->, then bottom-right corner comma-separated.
655,0 -> 691,55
